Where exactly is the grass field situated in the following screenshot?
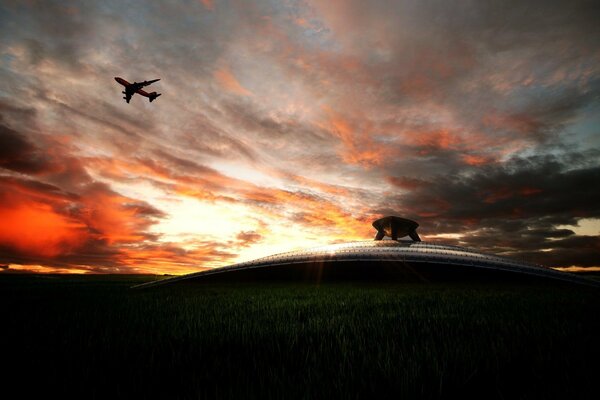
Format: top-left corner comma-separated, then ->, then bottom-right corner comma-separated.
2,274 -> 599,399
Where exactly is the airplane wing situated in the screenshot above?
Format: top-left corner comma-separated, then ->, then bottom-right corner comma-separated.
140,79 -> 160,87
121,85 -> 136,103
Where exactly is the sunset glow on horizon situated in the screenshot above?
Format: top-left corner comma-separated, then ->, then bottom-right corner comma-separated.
0,1 -> 598,274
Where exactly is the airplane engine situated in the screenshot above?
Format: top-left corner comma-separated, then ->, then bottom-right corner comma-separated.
149,92 -> 161,103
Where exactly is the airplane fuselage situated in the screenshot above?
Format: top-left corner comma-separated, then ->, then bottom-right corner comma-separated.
114,77 -> 130,87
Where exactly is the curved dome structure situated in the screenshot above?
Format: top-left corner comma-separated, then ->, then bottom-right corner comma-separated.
135,217 -> 598,288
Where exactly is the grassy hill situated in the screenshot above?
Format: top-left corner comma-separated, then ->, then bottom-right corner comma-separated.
2,274 -> 599,399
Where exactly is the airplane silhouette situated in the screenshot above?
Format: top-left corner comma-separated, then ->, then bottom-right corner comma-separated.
114,77 -> 161,103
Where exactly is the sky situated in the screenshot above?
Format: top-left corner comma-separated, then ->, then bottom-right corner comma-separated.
0,0 -> 599,274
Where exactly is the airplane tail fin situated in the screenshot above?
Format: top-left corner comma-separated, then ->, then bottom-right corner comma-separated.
149,92 -> 161,103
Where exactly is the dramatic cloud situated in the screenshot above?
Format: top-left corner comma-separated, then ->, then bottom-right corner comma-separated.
0,0 -> 598,273
380,151 -> 600,267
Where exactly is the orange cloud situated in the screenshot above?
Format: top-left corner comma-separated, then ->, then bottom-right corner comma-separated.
239,185 -> 372,240
520,187 -> 543,196
480,186 -> 543,204
200,0 -> 214,11
462,154 -> 489,166
82,153 -> 372,260
293,17 -> 310,28
80,186 -> 161,245
117,243 -> 235,275
0,193 -> 86,258
481,187 -> 513,204
214,66 -> 252,96
320,106 -> 385,167
0,173 -> 168,273
409,129 -> 460,152
386,176 -> 428,190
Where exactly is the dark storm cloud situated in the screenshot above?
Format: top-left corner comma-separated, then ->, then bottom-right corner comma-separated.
469,82 -> 600,147
0,115 -> 93,192
530,236 -> 600,267
378,151 -> 600,267
445,155 -> 595,224
414,153 -> 600,223
449,233 -> 600,269
0,101 -> 36,125
0,175 -> 80,203
0,124 -> 46,173
0,119 -> 94,193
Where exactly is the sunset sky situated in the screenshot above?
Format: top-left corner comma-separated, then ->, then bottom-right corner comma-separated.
0,0 -> 599,274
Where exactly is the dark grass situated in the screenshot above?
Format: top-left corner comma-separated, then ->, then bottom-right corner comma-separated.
1,274 -> 599,399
